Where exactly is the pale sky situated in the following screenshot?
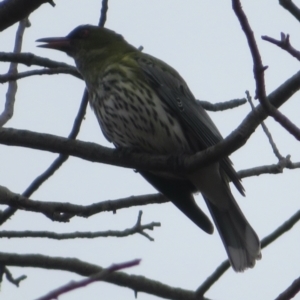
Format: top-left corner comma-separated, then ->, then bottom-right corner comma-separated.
0,1 -> 299,300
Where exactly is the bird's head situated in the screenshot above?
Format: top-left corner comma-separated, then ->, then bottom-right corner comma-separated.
37,24 -> 132,58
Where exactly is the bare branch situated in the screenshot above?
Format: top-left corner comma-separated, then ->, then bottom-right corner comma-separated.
238,158 -> 300,178
261,210 -> 300,248
0,19 -> 28,127
262,33 -> 300,61
279,0 -> 300,22
0,252 -> 212,300
246,91 -> 284,160
36,259 -> 141,300
0,52 -> 77,70
0,211 -> 161,241
196,210 -> 300,296
1,66 -> 299,174
0,67 -> 82,83
198,98 -> 247,112
1,266 -> 27,287
232,0 -> 300,141
0,185 -> 167,221
99,0 -> 109,27
0,92 -> 88,225
274,276 -> 300,300
0,0 -> 55,32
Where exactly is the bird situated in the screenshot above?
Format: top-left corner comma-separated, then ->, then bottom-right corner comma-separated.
37,24 -> 261,272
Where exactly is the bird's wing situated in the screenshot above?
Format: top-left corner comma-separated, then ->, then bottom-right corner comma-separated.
135,53 -> 244,195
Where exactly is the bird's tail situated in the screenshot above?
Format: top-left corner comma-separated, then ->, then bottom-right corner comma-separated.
188,165 -> 261,272
204,194 -> 261,272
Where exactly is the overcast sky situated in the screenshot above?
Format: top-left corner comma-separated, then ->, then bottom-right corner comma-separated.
0,1 -> 299,300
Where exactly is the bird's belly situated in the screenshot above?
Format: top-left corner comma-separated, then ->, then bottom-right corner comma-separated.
89,81 -> 189,154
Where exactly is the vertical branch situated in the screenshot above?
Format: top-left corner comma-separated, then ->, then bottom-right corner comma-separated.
232,0 -> 300,140
99,0 -> 109,27
0,18 -> 28,127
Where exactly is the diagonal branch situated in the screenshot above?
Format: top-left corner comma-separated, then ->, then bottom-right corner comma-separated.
0,0 -> 55,32
196,209 -> 300,296
0,252 -> 211,300
232,0 -> 300,141
262,33 -> 300,61
246,91 -> 284,160
36,259 -> 141,300
274,276 -> 300,300
279,0 -> 300,22
0,92 -> 88,225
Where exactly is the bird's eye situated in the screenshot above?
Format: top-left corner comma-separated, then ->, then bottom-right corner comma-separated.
78,29 -> 90,39
68,28 -> 90,39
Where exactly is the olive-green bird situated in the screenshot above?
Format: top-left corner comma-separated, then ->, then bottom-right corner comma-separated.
37,25 -> 261,271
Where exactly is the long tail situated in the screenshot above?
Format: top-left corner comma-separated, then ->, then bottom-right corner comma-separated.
188,165 -> 261,272
204,194 -> 261,272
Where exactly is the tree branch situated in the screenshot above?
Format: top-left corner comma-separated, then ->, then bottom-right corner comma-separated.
99,0 -> 109,27
36,259 -> 141,300
262,33 -> 300,61
0,19 -> 28,127
279,0 -> 300,22
0,92 -> 89,225
198,98 -> 247,111
246,91 -> 284,160
0,252 -> 211,300
0,0 -> 55,32
274,276 -> 300,300
237,158 -> 300,178
232,0 -> 300,140
1,66 -> 299,173
196,209 -> 300,296
0,67 -> 82,83
0,186 -> 168,221
0,211 -> 161,241
0,52 -> 77,70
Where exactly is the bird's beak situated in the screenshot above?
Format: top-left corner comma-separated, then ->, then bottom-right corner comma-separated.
36,37 -> 72,53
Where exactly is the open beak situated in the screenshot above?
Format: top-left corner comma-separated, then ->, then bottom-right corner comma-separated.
36,37 -> 72,53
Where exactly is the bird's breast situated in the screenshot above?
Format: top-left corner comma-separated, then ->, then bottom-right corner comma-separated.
88,66 -> 190,154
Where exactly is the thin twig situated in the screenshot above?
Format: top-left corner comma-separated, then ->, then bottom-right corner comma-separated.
0,92 -> 89,225
237,159 -> 300,178
99,0 -> 109,27
198,98 -> 247,112
0,19 -> 28,127
0,211 -> 160,241
3,267 -> 27,287
0,67 -> 82,83
232,0 -> 300,141
0,52 -> 76,69
35,259 -> 141,300
262,33 -> 300,61
246,91 -> 284,160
